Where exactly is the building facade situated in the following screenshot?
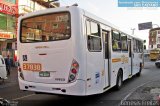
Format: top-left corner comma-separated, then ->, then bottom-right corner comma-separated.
19,0 -> 46,15
0,0 -> 18,65
18,0 -> 59,15
149,28 -> 160,50
0,0 -> 59,66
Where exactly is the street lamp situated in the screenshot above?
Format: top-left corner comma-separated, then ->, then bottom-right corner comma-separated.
152,24 -> 159,28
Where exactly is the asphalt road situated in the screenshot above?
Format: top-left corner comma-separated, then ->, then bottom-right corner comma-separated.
0,61 -> 160,106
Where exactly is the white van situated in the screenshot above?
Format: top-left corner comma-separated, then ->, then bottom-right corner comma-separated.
0,55 -> 7,80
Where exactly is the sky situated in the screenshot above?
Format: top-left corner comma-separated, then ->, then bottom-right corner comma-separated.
60,0 -> 160,49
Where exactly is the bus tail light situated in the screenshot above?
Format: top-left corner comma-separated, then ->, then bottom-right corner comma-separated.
68,59 -> 79,83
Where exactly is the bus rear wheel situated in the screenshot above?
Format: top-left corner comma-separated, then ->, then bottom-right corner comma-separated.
115,71 -> 123,90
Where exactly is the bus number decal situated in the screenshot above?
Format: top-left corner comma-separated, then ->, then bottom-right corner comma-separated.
23,63 -> 42,71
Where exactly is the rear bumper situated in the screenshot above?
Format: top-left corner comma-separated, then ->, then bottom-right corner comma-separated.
18,78 -> 86,96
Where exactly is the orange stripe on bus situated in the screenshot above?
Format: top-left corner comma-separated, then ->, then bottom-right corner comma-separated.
112,58 -> 121,63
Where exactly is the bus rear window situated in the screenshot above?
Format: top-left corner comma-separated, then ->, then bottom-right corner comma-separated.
20,12 -> 71,43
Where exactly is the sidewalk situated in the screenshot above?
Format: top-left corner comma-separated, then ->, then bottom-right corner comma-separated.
124,80 -> 160,100
121,80 -> 160,106
121,62 -> 160,106
0,67 -> 18,89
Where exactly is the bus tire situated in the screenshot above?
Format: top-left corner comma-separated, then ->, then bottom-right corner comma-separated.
115,71 -> 123,90
136,63 -> 142,77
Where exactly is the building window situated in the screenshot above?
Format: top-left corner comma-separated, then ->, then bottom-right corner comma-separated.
86,20 -> 101,52
5,0 -> 16,4
152,31 -> 157,37
7,15 -> 16,32
6,43 -> 12,49
0,13 -> 7,30
151,45 -> 153,48
0,13 -> 16,34
158,37 -> 160,43
157,44 -> 160,48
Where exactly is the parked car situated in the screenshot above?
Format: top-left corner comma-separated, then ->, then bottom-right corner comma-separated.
0,55 -> 7,80
155,60 -> 160,68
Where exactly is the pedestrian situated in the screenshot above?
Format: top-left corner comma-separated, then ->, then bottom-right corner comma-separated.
5,55 -> 11,76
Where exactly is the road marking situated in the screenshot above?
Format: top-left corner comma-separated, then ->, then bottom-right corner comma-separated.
120,74 -> 160,105
12,94 -> 35,100
121,81 -> 150,101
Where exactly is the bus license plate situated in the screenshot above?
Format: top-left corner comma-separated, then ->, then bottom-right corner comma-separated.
39,71 -> 50,77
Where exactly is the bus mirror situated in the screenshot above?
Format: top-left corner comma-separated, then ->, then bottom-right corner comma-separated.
144,45 -> 146,50
143,40 -> 146,43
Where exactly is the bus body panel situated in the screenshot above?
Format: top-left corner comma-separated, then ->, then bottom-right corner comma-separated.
70,8 -> 87,83
132,53 -> 142,75
121,53 -> 130,81
82,15 -> 104,95
17,6 -> 144,96
19,40 -> 73,84
18,7 -> 85,83
110,52 -> 122,86
86,52 -> 104,95
18,7 -> 88,95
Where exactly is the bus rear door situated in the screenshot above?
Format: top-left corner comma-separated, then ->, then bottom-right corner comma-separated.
102,30 -> 110,88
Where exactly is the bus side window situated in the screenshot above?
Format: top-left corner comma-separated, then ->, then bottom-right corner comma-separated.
112,40 -> 118,50
121,33 -> 128,52
112,30 -> 121,51
86,20 -> 101,52
133,39 -> 137,53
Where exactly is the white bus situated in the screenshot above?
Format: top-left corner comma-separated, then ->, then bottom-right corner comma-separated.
17,6 -> 144,96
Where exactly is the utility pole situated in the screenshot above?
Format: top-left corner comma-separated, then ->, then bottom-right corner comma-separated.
131,28 -> 135,35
